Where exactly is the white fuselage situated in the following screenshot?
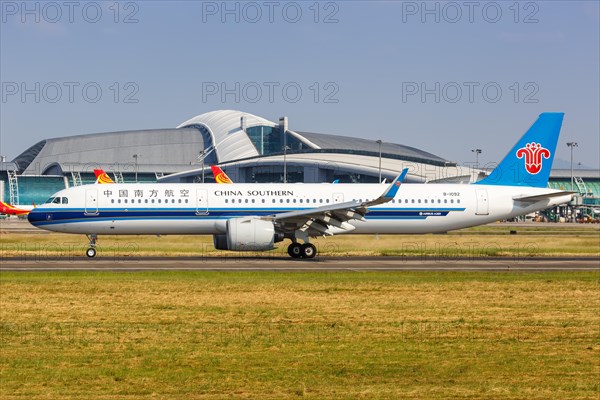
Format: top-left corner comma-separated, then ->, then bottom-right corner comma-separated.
27,183 -> 571,235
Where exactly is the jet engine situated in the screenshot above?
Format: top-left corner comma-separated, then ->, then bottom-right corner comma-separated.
213,217 -> 282,251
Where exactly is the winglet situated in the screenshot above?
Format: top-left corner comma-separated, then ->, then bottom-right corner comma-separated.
382,168 -> 408,200
367,168 -> 408,206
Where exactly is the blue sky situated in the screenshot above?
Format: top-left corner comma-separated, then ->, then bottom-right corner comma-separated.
1,0 -> 598,169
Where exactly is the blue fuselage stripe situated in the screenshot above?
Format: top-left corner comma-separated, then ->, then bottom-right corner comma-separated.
28,207 -> 466,226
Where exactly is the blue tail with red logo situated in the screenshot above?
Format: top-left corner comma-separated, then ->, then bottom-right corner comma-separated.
476,112 -> 564,188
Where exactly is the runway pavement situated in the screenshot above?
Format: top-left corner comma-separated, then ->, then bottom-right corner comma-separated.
1,256 -> 598,272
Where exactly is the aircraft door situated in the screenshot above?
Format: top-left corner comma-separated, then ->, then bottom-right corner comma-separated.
196,189 -> 208,215
85,189 -> 99,215
333,193 -> 344,204
475,189 -> 489,215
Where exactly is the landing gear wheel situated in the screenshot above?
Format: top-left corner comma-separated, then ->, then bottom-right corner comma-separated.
301,243 -> 317,259
288,243 -> 303,258
85,234 -> 98,258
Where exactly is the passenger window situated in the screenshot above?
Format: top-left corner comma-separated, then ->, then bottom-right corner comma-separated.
424,199 -> 427,204
178,199 -> 182,203
118,199 -> 121,204
418,199 -> 421,204
252,199 -> 255,204
313,199 -> 317,203
151,199 -> 155,204
145,199 -> 149,204
185,199 -> 189,203
319,199 -> 323,203
293,199 -> 296,203
158,199 -> 161,204
411,199 -> 415,204
457,199 -> 461,204
444,199 -> 448,204
451,199 -> 454,204
272,199 -> 275,203
245,199 -> 248,203
262,199 -> 265,203
111,199 -> 115,204
225,199 -> 228,204
438,199 -> 441,204
286,199 -> 290,203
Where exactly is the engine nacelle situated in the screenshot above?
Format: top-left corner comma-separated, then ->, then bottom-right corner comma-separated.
213,218 -> 279,251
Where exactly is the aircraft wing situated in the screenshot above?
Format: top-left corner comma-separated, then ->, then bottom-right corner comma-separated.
266,169 -> 408,237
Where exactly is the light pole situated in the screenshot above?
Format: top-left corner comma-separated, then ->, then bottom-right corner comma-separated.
471,148 -> 482,169
132,154 -> 140,182
566,142 -> 578,191
376,140 -> 383,183
198,149 -> 208,183
283,145 -> 290,183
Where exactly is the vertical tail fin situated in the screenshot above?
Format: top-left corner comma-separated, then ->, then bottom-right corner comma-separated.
94,169 -> 115,184
476,113 -> 564,187
211,165 -> 233,184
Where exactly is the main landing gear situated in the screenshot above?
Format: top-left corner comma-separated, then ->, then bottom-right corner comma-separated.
86,234 -> 97,258
287,242 -> 317,259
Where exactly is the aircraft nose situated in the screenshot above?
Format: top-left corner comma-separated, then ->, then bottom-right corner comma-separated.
27,208 -> 43,225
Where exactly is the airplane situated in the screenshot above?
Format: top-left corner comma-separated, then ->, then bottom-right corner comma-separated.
211,165 -> 233,184
0,201 -> 34,216
27,113 -> 573,259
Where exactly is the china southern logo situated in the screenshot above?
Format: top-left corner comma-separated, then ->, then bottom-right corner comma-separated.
516,142 -> 550,175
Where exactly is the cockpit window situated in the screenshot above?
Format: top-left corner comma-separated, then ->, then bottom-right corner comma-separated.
61,197 -> 68,204
52,197 -> 61,204
45,197 -> 55,204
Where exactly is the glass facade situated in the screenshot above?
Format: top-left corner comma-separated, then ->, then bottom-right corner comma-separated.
548,179 -> 600,197
244,165 -> 304,183
1,176 -> 66,206
330,172 -> 380,184
246,126 -> 306,156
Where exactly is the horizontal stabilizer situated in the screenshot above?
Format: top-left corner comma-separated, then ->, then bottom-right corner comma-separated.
513,191 -> 575,202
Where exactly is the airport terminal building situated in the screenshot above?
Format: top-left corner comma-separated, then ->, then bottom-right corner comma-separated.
1,109 -> 598,218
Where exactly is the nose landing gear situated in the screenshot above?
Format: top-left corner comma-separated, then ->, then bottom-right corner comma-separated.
86,234 -> 98,258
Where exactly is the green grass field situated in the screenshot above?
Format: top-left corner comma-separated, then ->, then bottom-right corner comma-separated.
1,225 -> 599,258
1,271 -> 599,399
